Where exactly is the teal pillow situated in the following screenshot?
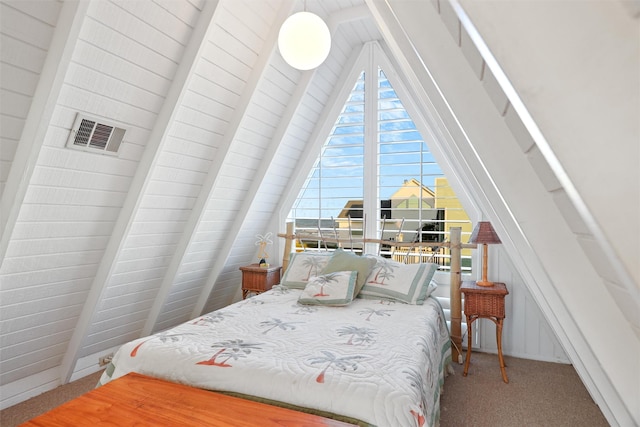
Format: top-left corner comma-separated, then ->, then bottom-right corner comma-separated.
298,270 -> 357,306
320,249 -> 376,296
359,255 -> 438,304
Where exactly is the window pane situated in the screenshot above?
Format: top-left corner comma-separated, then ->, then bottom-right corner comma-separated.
288,67 -> 473,270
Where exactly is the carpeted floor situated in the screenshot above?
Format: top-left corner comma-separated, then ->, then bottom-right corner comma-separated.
1,370 -> 104,427
440,352 -> 609,426
1,352 -> 609,426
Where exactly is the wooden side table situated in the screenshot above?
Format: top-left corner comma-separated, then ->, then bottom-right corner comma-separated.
461,281 -> 509,383
239,264 -> 281,299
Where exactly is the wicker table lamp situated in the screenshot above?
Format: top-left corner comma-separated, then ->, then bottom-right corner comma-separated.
469,221 -> 501,287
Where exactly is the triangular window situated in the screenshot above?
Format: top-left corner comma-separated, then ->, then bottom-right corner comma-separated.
289,59 -> 472,272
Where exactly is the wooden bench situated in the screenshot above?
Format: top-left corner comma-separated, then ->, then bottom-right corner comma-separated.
22,372 -> 356,426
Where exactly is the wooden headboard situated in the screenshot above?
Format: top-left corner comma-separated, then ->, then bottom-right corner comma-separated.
278,222 -> 474,363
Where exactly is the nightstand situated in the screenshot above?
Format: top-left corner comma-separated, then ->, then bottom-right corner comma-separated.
461,281 -> 509,383
239,264 -> 281,299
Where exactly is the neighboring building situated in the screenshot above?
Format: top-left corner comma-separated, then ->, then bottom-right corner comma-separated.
321,177 -> 472,268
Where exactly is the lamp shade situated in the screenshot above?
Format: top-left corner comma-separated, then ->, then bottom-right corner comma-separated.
469,221 -> 501,245
278,11 -> 331,70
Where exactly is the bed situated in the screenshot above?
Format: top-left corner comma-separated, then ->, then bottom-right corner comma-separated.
98,226 -> 466,427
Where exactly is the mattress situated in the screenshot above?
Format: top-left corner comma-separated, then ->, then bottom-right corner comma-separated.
99,285 -> 451,426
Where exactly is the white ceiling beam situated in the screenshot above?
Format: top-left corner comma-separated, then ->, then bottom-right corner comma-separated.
59,0 -> 222,383
187,0 -> 298,318
0,0 -> 89,264
327,4 -> 371,28
139,0 -> 271,335
452,0 -> 640,327
365,1 -> 636,424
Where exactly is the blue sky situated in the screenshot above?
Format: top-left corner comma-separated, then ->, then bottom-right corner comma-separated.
290,68 -> 443,219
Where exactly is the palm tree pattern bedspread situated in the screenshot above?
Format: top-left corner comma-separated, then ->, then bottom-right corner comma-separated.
98,285 -> 452,427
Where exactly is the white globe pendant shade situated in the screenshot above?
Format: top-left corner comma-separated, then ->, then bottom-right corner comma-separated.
278,11 -> 331,71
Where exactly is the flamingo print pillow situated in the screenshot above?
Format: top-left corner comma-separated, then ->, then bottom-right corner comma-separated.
280,252 -> 332,289
298,270 -> 358,306
359,256 -> 438,304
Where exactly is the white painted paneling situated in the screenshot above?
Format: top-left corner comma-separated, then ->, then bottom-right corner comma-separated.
504,104 -> 536,153
72,39 -> 172,96
481,67 -> 509,116
6,236 -> 110,258
102,278 -> 161,301
460,25 -> 483,79
527,145 -> 562,192
460,0 -> 639,300
552,188 -> 590,236
90,0 -> 279,340
481,248 -> 568,362
1,62 -> 40,95
369,1 -> 637,424
1,90 -> 31,117
1,0 -> 199,390
439,0 -> 461,45
157,0 -> 206,22
2,0 -> 630,421
202,40 -> 354,314
38,145 -> 138,176
0,34 -> 47,72
0,2 -> 58,50
0,1 -> 62,193
13,201 -> 121,221
156,0 -> 286,326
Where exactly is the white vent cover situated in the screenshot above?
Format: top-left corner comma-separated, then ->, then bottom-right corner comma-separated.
66,114 -> 125,155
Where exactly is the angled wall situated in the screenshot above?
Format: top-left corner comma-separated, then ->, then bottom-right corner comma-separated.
367,0 -> 638,425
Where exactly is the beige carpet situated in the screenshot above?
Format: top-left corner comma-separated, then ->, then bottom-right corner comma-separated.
1,353 -> 609,426
440,352 -> 609,427
1,371 -> 104,427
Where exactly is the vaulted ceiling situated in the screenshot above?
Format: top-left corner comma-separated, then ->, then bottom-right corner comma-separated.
1,0 -> 638,425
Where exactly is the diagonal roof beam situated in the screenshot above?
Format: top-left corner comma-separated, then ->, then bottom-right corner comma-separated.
0,1 -> 89,264
191,2 -> 374,316
327,4 -> 370,27
365,1 -> 636,424
191,1 -> 302,317
144,0 -> 297,329
59,0 -> 221,383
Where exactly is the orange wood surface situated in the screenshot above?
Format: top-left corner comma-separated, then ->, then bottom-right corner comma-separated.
240,264 -> 281,298
21,372 -> 355,427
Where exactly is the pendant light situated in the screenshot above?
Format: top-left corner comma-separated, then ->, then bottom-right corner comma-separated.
278,3 -> 331,71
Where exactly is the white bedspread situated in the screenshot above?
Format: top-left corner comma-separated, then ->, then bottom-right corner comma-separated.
99,285 -> 451,426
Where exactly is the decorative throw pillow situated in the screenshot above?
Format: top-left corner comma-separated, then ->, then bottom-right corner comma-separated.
298,270 -> 358,306
359,255 -> 438,304
320,249 -> 377,296
280,252 -> 332,289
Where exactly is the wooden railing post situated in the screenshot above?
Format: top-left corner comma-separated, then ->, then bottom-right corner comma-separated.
282,222 -> 294,272
450,227 -> 462,363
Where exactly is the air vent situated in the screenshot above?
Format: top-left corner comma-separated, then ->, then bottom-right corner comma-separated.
66,114 -> 126,155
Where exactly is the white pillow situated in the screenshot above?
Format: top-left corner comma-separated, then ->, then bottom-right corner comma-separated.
280,252 -> 332,289
298,270 -> 358,306
359,255 -> 437,304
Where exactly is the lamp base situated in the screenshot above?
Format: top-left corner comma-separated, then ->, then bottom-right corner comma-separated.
476,280 -> 495,287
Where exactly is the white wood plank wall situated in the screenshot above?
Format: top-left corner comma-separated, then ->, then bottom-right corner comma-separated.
1,0 -> 202,385
0,1 -> 62,195
5,0 -> 620,415
153,0 -> 283,331
79,0 -> 209,356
